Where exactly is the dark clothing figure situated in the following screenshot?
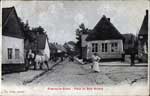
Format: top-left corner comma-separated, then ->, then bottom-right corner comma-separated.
69,56 -> 74,62
26,49 -> 36,70
61,56 -> 64,61
130,53 -> 135,66
121,53 -> 125,62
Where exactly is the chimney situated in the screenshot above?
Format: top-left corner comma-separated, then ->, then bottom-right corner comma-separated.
146,9 -> 148,16
107,18 -> 110,21
103,15 -> 106,18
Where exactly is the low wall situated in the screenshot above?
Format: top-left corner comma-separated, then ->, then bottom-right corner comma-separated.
2,63 -> 26,74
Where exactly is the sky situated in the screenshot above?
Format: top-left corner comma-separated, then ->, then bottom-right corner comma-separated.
1,0 -> 149,44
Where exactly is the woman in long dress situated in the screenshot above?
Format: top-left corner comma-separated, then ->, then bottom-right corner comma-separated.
91,53 -> 101,72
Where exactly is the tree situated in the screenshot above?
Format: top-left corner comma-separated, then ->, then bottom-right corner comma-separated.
18,18 -> 31,41
75,23 -> 89,58
18,17 -> 47,52
31,26 -> 45,35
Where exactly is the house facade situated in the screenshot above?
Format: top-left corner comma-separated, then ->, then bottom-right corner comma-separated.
85,15 -> 124,60
81,33 -> 88,59
2,7 -> 25,73
138,10 -> 148,62
49,43 -> 57,60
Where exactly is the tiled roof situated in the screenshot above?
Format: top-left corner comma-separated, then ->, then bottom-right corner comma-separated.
139,10 -> 148,35
24,34 -> 48,51
37,34 -> 47,50
86,15 -> 123,41
2,6 -> 24,39
2,7 -> 13,26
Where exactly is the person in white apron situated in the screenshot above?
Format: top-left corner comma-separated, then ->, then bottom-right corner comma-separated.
91,53 -> 101,73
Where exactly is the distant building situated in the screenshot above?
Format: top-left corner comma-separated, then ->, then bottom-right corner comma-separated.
122,33 -> 138,54
2,7 -> 25,73
64,41 -> 76,56
83,15 -> 124,60
138,10 -> 148,62
49,43 -> 57,60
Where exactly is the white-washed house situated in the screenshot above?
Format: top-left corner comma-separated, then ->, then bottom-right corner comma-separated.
85,15 -> 124,60
2,7 -> 25,73
138,10 -> 148,62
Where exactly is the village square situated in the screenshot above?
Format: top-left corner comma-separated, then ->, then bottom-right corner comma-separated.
1,1 -> 149,96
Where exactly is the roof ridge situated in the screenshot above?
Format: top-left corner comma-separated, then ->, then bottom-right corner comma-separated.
86,15 -> 123,41
139,10 -> 148,35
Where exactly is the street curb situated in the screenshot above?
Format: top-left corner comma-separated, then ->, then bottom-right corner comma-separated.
23,61 -> 62,85
74,57 -> 84,65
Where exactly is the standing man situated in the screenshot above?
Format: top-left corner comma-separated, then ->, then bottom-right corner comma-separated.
121,51 -> 125,62
130,49 -> 135,66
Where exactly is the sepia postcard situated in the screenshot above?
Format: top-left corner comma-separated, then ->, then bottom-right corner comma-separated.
0,0 -> 149,96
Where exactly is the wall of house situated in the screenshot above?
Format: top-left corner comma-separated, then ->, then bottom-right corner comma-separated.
81,34 -> 88,47
81,34 -> 88,59
87,40 -> 123,59
44,39 -> 50,59
2,36 -> 24,64
138,36 -> 148,62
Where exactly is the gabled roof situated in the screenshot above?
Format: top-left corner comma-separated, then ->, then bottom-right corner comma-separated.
86,15 -> 123,41
24,34 -> 48,51
139,10 -> 148,36
2,7 -> 13,26
2,6 -> 24,39
37,34 -> 47,50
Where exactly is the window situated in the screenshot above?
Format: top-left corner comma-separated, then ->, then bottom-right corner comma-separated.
102,43 -> 104,52
111,43 -> 118,52
92,43 -> 98,52
102,43 -> 107,52
105,43 -> 107,52
111,43 -> 114,52
15,49 -> 20,59
8,48 -> 13,59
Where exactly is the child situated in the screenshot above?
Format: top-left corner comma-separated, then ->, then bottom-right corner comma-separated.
91,53 -> 101,72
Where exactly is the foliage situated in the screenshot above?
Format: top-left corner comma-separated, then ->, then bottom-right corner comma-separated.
18,18 -> 47,51
123,33 -> 138,54
75,23 -> 90,58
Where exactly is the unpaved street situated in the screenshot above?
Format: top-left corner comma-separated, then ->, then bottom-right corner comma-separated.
27,58 -> 147,87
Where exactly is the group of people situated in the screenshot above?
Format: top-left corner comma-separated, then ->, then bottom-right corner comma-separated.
25,49 -> 50,70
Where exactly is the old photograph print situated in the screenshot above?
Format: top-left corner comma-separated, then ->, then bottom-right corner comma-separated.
1,0 -> 149,96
